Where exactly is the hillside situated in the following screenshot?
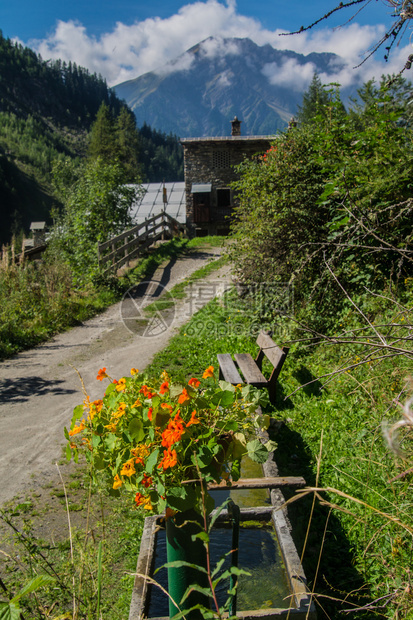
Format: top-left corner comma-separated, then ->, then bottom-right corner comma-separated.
114,36 -> 342,137
0,30 -> 129,245
0,32 -> 183,245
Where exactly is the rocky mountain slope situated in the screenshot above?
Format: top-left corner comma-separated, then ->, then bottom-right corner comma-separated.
114,37 -> 343,137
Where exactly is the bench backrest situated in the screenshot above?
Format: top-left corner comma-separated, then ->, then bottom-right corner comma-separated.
256,330 -> 287,368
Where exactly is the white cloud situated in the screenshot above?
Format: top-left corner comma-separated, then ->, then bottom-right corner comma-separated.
216,69 -> 234,87
27,0 -> 412,88
198,36 -> 241,59
262,60 -> 317,91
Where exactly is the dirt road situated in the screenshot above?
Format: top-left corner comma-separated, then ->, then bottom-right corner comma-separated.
0,248 -> 231,507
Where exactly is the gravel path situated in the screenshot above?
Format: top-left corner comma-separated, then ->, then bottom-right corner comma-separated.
0,247 -> 232,507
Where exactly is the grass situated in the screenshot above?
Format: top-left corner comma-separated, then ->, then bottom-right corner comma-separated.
0,459 -> 146,620
0,235 -> 227,360
143,287 -> 413,619
2,249 -> 412,618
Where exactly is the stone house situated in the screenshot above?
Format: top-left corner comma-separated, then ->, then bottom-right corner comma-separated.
181,117 -> 274,236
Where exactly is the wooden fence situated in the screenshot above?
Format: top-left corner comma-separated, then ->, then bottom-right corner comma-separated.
97,211 -> 186,276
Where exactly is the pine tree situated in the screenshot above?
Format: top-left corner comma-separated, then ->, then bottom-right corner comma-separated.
88,103 -> 117,163
115,108 -> 141,182
296,73 -> 331,125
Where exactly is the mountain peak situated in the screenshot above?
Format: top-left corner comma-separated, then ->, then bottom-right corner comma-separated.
114,37 -> 341,138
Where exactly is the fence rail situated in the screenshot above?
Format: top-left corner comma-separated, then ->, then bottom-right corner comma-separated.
98,211 -> 186,276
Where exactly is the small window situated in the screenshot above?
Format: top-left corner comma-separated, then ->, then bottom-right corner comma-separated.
217,188 -> 231,208
212,150 -> 231,169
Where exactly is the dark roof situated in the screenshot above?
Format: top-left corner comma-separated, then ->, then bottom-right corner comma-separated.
181,135 -> 275,144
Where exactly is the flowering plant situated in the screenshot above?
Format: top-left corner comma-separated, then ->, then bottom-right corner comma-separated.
65,366 -> 275,515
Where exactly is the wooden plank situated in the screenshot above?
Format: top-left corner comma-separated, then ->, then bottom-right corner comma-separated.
208,476 -> 306,490
98,222 -> 145,252
100,220 -> 165,266
234,353 -> 267,385
101,232 -> 163,275
210,506 -> 273,521
217,353 -> 243,384
98,212 -> 163,253
256,331 -> 286,368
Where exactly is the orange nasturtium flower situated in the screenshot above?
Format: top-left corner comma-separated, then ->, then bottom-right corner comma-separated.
120,459 -> 136,477
202,365 -> 214,379
161,412 -> 185,448
142,473 -> 153,488
89,399 -> 103,420
113,474 -> 123,490
178,387 -> 190,405
186,410 -> 200,427
159,381 -> 169,395
188,377 -> 200,388
140,385 -> 156,399
147,407 -> 153,421
161,403 -> 173,414
132,399 -> 142,408
96,367 -> 108,381
69,420 -> 86,436
158,447 -> 178,470
135,492 -> 153,510
130,368 -> 139,375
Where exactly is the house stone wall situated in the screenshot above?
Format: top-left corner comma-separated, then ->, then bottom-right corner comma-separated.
181,136 -> 272,236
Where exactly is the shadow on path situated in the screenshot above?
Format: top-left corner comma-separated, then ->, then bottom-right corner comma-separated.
0,376 -> 77,404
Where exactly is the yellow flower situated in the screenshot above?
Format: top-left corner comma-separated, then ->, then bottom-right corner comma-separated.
131,444 -> 150,465
132,399 -> 142,408
104,421 -> 118,432
135,492 -> 153,510
116,378 -> 127,392
160,370 -> 170,382
121,459 -> 136,477
131,368 -> 139,375
113,402 -> 127,418
113,474 -> 123,489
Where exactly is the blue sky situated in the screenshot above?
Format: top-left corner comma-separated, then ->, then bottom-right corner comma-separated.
2,0 -> 393,41
1,1 -> 406,89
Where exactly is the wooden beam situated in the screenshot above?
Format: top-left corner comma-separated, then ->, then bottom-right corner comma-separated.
208,476 -> 306,490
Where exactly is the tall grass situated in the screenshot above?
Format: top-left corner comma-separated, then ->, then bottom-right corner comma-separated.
146,286 -> 413,619
0,236 -> 226,360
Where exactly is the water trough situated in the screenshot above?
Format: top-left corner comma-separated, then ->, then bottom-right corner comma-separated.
129,433 -> 317,619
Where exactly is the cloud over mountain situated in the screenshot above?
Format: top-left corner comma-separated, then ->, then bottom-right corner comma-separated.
24,0 -> 409,88
114,37 -> 348,138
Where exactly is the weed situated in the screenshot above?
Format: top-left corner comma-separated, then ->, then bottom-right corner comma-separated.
0,237 -> 222,361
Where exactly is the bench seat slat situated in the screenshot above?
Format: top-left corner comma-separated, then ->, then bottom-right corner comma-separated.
234,353 -> 267,386
217,353 -> 243,385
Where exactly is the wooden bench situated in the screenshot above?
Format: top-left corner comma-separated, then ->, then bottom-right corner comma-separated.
217,331 -> 289,404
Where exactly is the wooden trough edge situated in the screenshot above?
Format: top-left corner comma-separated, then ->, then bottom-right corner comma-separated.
207,476 -> 306,491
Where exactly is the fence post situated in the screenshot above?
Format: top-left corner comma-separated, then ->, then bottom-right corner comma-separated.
161,209 -> 166,241
124,236 -> 129,268
111,241 -> 116,267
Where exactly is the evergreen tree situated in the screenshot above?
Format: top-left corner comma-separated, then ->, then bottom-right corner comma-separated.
115,108 -> 141,182
296,73 -> 332,125
88,103 -> 117,163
